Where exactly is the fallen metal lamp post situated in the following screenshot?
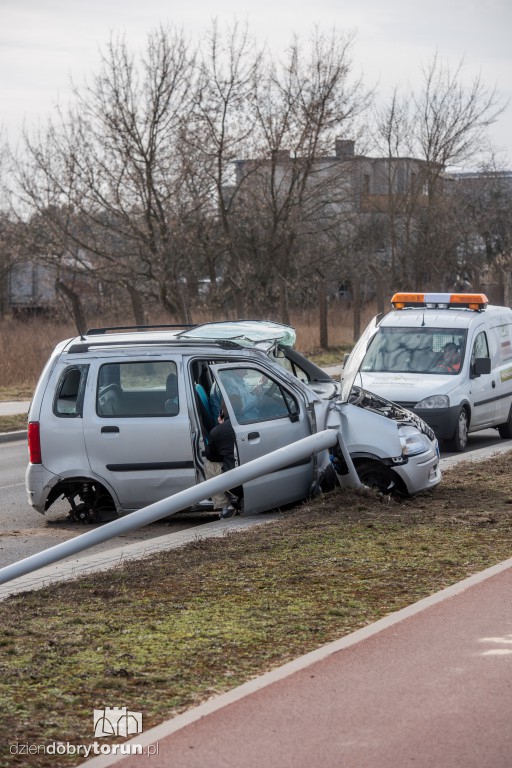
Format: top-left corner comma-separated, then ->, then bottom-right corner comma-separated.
0,427 -> 359,586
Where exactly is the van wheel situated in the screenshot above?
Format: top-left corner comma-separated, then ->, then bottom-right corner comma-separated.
446,408 -> 469,452
498,407 -> 512,439
356,461 -> 397,495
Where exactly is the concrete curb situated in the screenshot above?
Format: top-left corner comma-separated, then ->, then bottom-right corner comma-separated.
440,441 -> 512,468
0,429 -> 27,444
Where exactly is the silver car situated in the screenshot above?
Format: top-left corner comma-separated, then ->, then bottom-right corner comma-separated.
26,321 -> 441,522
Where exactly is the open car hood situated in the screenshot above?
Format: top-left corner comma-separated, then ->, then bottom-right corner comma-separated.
177,321 -> 296,351
343,385 -> 436,441
340,315 -> 380,401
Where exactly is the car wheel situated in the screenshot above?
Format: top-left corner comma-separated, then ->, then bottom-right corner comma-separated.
445,408 -> 469,452
498,406 -> 512,439
356,461 -> 397,495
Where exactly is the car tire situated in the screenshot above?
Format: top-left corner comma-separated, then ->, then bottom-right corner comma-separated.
445,407 -> 469,452
356,460 -> 397,495
498,406 -> 512,439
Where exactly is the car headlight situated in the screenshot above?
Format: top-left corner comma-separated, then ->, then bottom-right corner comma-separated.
415,394 -> 449,409
398,425 -> 432,456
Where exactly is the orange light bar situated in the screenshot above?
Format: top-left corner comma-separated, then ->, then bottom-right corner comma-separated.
391,292 -> 488,311
390,292 -> 426,309
448,293 -> 489,310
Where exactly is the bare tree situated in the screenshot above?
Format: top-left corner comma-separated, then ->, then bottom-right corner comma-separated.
414,53 -> 504,169
14,26 -> 198,322
233,29 -> 372,323
370,54 -> 506,293
451,159 -> 512,303
183,20 -> 264,316
0,133 -> 30,317
10,27 -> 507,332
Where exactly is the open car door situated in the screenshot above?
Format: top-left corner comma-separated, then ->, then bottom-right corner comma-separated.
210,363 -> 314,514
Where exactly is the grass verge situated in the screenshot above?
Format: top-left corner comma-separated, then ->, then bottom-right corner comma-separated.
0,386 -> 34,401
0,414 -> 27,434
1,453 -> 512,767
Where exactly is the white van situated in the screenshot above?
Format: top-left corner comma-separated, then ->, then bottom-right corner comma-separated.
342,292 -> 512,451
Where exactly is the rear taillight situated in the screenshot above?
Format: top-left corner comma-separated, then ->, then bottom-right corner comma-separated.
28,421 -> 42,464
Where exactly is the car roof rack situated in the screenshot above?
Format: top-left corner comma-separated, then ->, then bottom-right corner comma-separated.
85,323 -> 197,335
66,338 -> 245,354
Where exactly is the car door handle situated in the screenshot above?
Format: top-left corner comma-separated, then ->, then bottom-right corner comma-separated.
101,426 -> 119,434
492,380 -> 496,388
247,431 -> 260,442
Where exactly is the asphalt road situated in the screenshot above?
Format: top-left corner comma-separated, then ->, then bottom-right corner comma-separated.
441,426 -> 511,459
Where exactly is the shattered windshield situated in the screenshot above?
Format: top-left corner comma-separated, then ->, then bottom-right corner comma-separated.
361,328 -> 467,374
177,321 -> 296,350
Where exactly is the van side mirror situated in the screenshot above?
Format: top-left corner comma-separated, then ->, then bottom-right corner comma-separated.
472,357 -> 491,377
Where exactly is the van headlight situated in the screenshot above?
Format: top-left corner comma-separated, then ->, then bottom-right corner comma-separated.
398,425 -> 431,456
415,395 -> 449,409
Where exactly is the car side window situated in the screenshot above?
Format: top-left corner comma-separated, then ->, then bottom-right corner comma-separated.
471,331 -> 490,367
54,365 -> 88,417
271,349 -> 309,383
217,367 -> 298,425
97,361 -> 179,417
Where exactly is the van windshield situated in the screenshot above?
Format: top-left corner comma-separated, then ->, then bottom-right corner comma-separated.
361,328 -> 468,375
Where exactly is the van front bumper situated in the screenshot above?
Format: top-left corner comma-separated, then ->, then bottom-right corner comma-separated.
407,405 -> 461,441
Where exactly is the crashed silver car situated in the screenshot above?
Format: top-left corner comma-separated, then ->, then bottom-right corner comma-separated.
25,320 -> 441,522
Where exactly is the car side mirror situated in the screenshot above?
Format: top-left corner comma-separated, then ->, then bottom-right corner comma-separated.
471,357 -> 491,377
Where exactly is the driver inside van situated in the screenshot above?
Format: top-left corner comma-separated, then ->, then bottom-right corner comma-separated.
433,342 -> 461,374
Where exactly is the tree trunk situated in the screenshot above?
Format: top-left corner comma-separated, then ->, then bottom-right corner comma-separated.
125,283 -> 146,325
499,267 -> 511,308
317,272 -> 328,349
369,265 -> 385,316
279,275 -> 290,325
56,280 -> 87,335
160,284 -> 190,323
225,275 -> 245,318
352,273 -> 361,342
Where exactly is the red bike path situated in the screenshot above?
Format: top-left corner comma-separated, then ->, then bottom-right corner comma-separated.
83,557 -> 512,768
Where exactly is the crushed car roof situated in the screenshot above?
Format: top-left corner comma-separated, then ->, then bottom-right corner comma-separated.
176,320 -> 296,349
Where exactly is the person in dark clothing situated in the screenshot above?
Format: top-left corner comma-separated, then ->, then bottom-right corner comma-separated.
204,398 -> 243,519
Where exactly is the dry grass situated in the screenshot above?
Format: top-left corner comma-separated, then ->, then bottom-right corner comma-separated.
0,305 -> 367,392
1,453 -> 512,767
0,414 -> 27,434
0,318 -> 76,390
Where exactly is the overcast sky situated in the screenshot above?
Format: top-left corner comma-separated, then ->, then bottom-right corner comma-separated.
1,0 -> 511,166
